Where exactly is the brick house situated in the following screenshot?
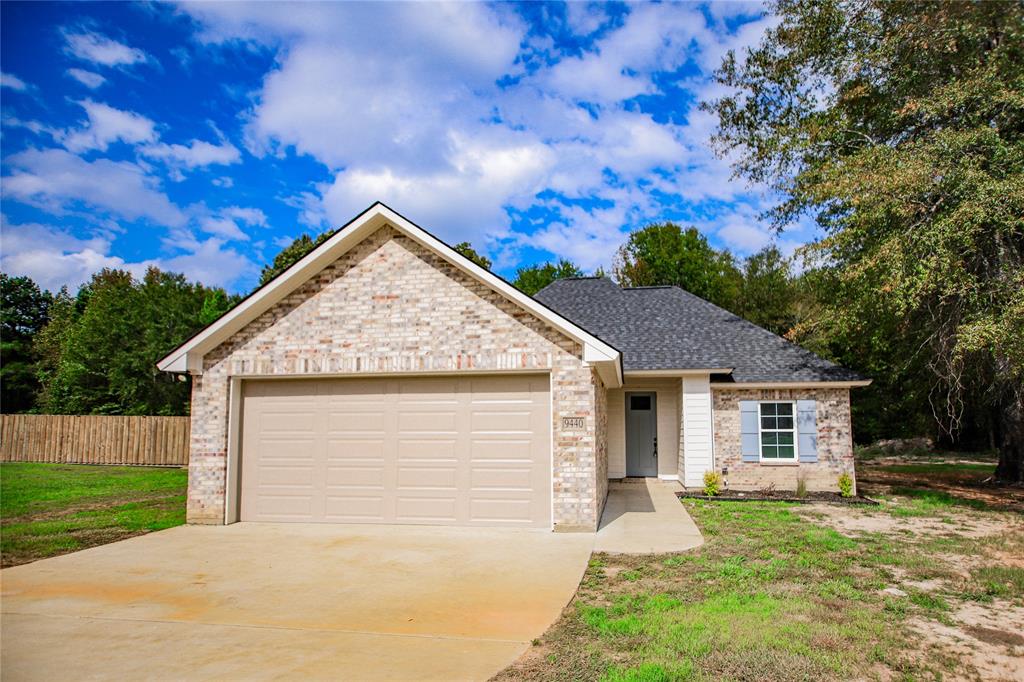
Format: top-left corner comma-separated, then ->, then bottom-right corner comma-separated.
159,203 -> 869,532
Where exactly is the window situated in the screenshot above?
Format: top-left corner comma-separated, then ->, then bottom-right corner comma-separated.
630,395 -> 652,411
759,402 -> 796,460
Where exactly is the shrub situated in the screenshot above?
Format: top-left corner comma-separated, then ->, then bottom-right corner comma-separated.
838,472 -> 854,498
703,470 -> 722,496
795,476 -> 808,499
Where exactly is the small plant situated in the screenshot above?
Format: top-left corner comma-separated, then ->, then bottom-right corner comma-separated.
703,470 -> 722,496
795,475 -> 808,499
838,472 -> 854,498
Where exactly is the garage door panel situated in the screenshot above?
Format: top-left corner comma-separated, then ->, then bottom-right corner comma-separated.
325,465 -> 384,487
397,439 -> 457,459
470,439 -> 533,461
396,496 -> 457,522
324,495 -> 385,520
397,466 -> 457,489
241,375 -> 550,527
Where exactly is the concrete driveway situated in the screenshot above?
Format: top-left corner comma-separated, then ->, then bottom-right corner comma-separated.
1,523 -> 593,681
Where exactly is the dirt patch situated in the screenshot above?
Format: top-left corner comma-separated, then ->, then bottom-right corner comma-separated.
911,601 -> 1024,682
795,502 -> 1022,539
857,458 -> 1024,511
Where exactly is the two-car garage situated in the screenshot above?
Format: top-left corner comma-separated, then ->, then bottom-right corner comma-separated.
237,374 -> 552,528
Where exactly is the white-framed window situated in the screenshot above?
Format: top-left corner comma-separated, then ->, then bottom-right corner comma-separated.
759,401 -> 797,461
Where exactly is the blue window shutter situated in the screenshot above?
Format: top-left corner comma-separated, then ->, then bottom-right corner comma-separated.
797,400 -> 818,462
740,401 -> 759,462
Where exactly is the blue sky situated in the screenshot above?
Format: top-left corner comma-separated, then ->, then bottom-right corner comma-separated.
0,1 -> 801,294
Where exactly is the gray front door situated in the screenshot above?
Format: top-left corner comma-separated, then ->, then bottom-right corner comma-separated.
626,392 -> 658,477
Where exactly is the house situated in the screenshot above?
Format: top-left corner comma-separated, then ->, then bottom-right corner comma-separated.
158,202 -> 869,532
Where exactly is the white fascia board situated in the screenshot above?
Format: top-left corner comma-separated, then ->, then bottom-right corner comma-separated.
710,380 -> 873,389
157,202 -> 623,382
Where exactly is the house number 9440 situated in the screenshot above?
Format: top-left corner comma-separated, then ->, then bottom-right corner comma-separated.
561,416 -> 585,430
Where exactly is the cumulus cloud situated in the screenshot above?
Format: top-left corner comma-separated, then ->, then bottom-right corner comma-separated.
63,29 -> 149,68
140,138 -> 241,169
61,100 -> 157,152
3,148 -> 186,227
1,72 -> 28,91
197,205 -> 267,241
66,68 -> 106,89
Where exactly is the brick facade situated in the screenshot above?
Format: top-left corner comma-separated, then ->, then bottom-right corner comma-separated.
710,387 -> 856,494
188,226 -> 606,530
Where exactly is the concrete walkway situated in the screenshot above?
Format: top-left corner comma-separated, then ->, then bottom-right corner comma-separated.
1,523 -> 592,681
594,478 -> 704,554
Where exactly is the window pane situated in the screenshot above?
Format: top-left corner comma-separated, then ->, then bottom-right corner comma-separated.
630,396 -> 651,411
777,446 -> 795,458
777,403 -> 793,416
761,432 -> 778,446
761,416 -> 776,429
762,446 -> 778,458
761,403 -> 777,416
777,416 -> 794,429
777,432 -> 794,445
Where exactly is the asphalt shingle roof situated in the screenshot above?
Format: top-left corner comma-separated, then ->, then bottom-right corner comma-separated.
533,277 -> 864,383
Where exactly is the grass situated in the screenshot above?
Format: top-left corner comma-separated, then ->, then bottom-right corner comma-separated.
1,463 -> 187,567
498,495 -> 1023,681
874,463 -> 996,476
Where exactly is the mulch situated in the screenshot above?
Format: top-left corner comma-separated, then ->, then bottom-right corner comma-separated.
676,490 -> 879,505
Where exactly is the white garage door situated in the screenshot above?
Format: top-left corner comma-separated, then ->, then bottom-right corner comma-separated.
239,375 -> 551,527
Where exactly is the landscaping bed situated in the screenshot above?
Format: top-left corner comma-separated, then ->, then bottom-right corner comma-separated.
0,462 -> 188,567
676,490 -> 879,505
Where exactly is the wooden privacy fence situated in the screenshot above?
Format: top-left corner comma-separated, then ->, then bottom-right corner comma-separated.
0,414 -> 190,466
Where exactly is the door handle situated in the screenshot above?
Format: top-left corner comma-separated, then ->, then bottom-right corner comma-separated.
653,436 -> 658,459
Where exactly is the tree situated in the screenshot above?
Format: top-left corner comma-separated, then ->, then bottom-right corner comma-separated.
613,222 -> 742,310
513,259 -> 584,295
35,268 -> 220,416
259,230 -> 336,286
452,242 -> 492,270
1,274 -> 51,412
736,246 -> 798,337
707,0 -> 1024,480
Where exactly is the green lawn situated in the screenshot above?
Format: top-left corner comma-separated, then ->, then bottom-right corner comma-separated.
0,463 -> 187,567
497,497 -> 1024,681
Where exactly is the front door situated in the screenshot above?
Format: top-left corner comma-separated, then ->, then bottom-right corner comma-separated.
625,392 -> 658,477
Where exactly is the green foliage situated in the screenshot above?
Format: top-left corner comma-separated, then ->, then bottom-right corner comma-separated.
198,288 -> 238,325
737,245 -> 799,337
33,268 -> 225,416
837,473 -> 854,498
259,230 -> 336,286
707,0 -> 1024,479
703,470 -> 723,497
452,241 -> 492,270
512,259 -> 584,295
0,274 -> 52,412
613,222 -> 742,310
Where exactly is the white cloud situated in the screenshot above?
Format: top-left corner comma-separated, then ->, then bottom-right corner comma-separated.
140,139 -> 241,168
211,176 -> 234,188
3,148 -> 186,227
196,205 -> 267,241
0,217 -> 155,292
0,216 -> 256,291
63,30 -> 149,68
1,72 -> 27,91
66,68 -> 106,89
179,2 -> 780,268
61,100 -> 157,152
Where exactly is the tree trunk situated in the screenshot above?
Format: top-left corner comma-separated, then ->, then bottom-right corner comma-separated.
995,394 -> 1024,484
